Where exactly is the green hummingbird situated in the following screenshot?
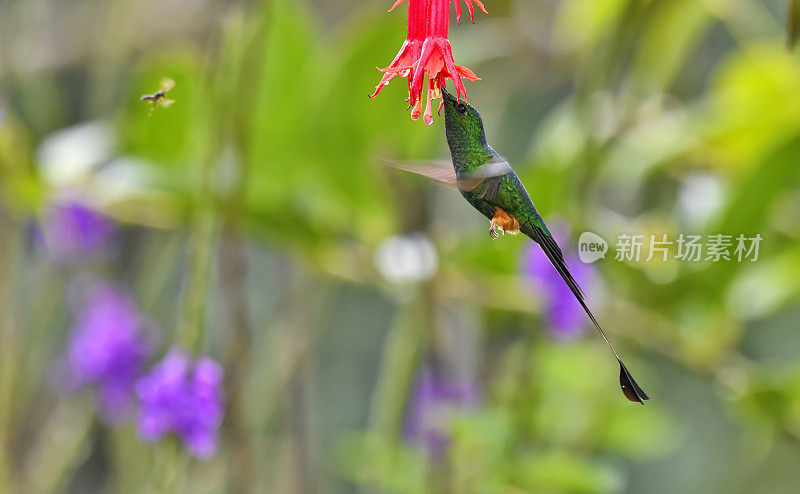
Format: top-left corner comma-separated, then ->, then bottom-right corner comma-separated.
391,89 -> 649,404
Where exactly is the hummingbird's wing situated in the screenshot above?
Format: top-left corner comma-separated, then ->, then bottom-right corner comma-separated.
383,158 -> 512,193
383,159 -> 458,186
466,159 -> 513,201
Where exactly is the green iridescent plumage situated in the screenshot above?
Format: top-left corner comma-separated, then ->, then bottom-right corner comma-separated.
440,89 -> 649,404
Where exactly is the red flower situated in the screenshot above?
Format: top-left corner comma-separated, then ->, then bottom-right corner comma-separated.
371,0 -> 484,125
410,0 -> 480,125
370,0 -> 428,102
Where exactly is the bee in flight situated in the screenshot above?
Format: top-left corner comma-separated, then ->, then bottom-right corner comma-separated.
140,78 -> 175,115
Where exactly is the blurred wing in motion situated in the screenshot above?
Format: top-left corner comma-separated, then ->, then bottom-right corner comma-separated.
384,157 -> 513,193
159,99 -> 175,108
384,158 -> 458,186
159,77 -> 176,94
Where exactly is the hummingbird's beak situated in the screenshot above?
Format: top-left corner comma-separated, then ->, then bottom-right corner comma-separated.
441,87 -> 457,103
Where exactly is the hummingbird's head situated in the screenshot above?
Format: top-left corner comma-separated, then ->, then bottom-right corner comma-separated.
441,88 -> 487,152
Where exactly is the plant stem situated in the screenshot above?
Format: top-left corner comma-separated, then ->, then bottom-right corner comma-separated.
153,438 -> 186,494
178,206 -> 216,354
220,208 -> 254,494
368,289 -> 430,437
0,212 -> 20,492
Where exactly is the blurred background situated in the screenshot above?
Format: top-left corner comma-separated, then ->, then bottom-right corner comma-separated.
1,0 -> 800,492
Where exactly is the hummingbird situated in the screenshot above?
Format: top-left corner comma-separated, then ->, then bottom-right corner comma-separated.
390,88 -> 649,404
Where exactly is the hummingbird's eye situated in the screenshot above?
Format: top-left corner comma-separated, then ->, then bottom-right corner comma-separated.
456,103 -> 467,115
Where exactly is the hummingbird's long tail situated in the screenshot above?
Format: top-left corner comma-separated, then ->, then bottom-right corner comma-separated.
527,225 -> 650,404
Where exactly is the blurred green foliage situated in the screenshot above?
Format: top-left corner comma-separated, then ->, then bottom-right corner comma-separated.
1,0 -> 800,493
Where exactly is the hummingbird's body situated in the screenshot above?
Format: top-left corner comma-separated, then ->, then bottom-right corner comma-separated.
438,89 -> 649,404
458,161 -> 542,238
443,93 -> 550,241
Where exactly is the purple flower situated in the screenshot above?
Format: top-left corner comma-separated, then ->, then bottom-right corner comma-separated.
136,349 -> 224,460
39,201 -> 115,262
523,229 -> 596,340
404,366 -> 479,457
67,284 -> 150,421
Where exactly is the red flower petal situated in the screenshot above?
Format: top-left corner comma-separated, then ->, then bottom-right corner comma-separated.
423,79 -> 435,125
454,0 -> 489,24
370,39 -> 423,98
456,65 -> 481,81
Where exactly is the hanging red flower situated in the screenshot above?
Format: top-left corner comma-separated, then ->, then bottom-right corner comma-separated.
410,0 -> 480,125
371,0 -> 486,125
369,0 -> 427,103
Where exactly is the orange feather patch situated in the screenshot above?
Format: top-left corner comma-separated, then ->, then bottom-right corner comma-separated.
492,208 -> 520,234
